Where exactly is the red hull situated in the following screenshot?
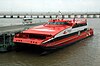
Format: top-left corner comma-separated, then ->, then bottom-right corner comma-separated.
13,18 -> 94,50
14,29 -> 93,50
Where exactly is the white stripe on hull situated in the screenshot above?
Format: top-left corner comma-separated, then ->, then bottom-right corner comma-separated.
43,25 -> 87,44
55,26 -> 87,38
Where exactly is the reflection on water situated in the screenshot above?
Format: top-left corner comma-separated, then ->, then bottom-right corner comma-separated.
0,18 -> 100,66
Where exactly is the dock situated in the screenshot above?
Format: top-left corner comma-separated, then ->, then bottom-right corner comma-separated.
0,23 -> 44,52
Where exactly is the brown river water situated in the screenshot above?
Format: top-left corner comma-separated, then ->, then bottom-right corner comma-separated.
0,18 -> 100,66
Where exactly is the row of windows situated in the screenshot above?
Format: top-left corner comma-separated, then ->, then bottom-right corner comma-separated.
15,33 -> 46,39
72,23 -> 87,28
48,22 -> 69,25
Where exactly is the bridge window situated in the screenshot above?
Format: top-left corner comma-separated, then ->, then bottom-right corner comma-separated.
48,22 -> 69,25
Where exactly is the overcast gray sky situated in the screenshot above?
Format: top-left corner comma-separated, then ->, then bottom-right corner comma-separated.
0,0 -> 100,12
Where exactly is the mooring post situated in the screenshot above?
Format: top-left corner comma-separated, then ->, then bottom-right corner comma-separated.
87,15 -> 90,18
62,15 -> 64,19
37,15 -> 39,18
10,15 -> 13,18
24,16 -> 26,18
3,15 -> 6,18
74,15 -> 77,18
68,15 -> 71,18
43,15 -> 45,18
17,16 -> 20,18
50,15 -> 52,18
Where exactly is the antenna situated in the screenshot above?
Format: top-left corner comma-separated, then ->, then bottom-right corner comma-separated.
59,11 -> 62,15
58,11 -> 63,19
73,17 -> 75,22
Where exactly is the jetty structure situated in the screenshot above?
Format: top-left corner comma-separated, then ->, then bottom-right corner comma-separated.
0,12 -> 100,18
0,19 -> 44,52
